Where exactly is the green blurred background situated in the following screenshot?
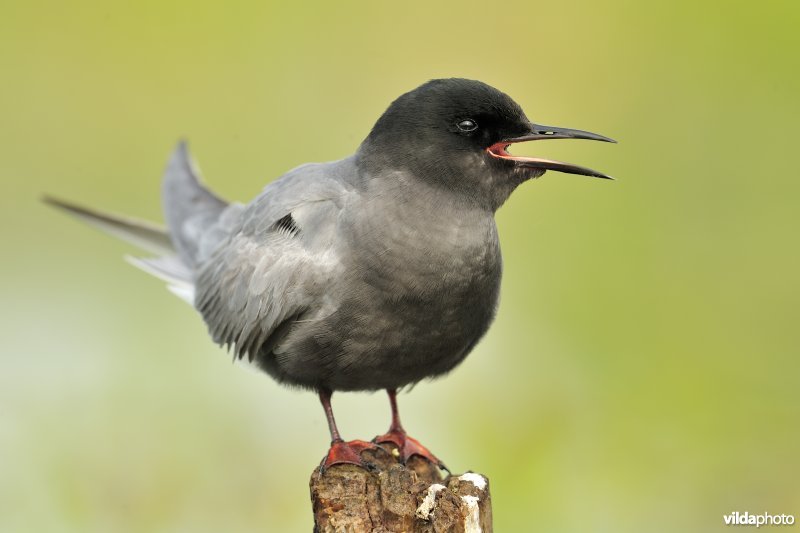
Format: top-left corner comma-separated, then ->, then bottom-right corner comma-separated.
2,1 -> 798,531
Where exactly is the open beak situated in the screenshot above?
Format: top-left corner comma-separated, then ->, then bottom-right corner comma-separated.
487,123 -> 616,179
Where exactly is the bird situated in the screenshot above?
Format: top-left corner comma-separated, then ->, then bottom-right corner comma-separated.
45,78 -> 615,471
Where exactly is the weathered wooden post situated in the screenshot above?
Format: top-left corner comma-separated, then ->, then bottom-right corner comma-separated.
310,444 -> 491,532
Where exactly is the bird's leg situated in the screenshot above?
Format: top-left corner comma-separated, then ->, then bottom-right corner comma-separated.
318,387 -> 380,471
373,389 -> 447,471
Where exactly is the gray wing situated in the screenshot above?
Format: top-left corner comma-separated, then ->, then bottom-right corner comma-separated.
193,158 -> 355,361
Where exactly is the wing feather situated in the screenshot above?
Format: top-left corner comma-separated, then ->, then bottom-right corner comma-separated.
193,159 -> 353,362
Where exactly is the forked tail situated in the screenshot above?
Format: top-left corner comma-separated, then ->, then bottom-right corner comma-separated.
43,141 -> 230,305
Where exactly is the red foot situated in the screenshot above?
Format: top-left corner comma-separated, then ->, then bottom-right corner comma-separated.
374,429 -> 448,471
321,439 -> 384,472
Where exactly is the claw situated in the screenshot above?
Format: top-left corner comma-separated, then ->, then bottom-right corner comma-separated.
373,429 -> 448,472
320,439 -> 386,473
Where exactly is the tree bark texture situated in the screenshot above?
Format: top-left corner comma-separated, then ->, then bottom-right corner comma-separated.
310,444 -> 491,532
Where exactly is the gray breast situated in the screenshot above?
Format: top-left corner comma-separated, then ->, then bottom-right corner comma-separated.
273,179 -> 503,391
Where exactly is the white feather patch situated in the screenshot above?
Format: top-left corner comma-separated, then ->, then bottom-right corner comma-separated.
167,284 -> 195,304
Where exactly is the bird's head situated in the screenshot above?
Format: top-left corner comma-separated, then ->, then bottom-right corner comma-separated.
359,78 -> 615,209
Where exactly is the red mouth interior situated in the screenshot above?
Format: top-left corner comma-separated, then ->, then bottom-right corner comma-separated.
486,141 -> 546,164
486,141 -> 563,167
486,142 -> 513,158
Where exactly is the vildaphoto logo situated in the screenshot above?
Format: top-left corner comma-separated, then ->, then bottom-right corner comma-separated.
724,512 -> 795,527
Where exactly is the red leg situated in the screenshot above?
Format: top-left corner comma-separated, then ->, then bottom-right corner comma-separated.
318,388 -> 382,471
373,389 -> 447,471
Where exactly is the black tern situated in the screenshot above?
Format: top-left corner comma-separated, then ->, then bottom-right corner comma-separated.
46,78 -> 615,470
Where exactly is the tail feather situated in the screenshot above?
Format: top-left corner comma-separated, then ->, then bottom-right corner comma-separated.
162,141 -> 228,266
42,195 -> 175,255
44,140 -> 227,306
124,255 -> 193,285
125,255 -> 195,304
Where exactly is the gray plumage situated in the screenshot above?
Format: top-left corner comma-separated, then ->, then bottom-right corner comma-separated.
47,78 -> 614,394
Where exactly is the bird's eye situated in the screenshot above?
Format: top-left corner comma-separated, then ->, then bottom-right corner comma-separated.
457,119 -> 478,132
